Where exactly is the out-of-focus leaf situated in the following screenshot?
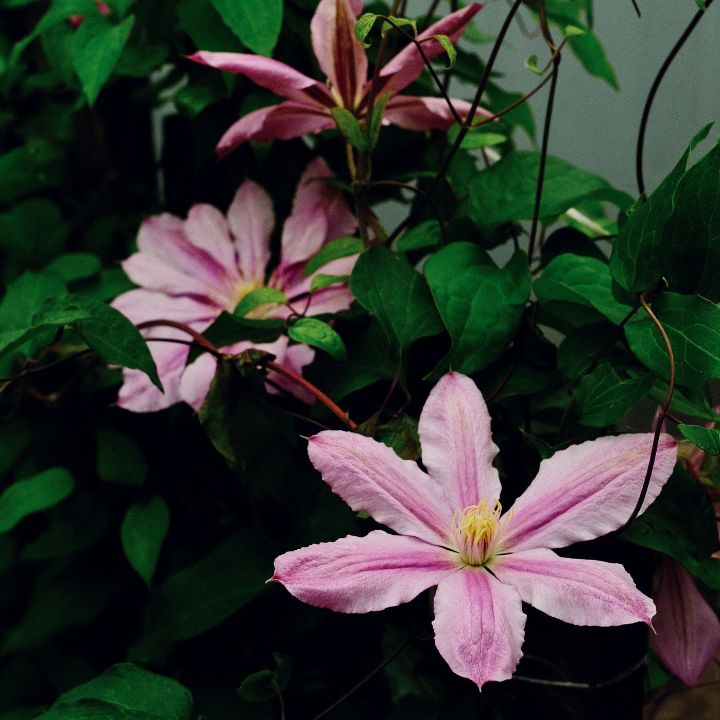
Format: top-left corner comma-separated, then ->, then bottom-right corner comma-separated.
350,247 -> 443,354
45,253 -> 101,282
131,533 -> 268,661
424,244 -> 530,377
71,15 -> 135,105
121,498 -> 170,586
35,664 -> 193,720
237,654 -> 291,702
375,415 -> 420,461
210,0 -> 282,56
394,220 -> 441,252
96,427 -> 147,486
0,468 -> 74,533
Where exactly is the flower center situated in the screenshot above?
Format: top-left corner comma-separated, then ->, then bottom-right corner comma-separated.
452,500 -> 507,566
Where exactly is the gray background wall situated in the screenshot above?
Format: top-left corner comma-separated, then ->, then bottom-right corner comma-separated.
411,0 -> 720,194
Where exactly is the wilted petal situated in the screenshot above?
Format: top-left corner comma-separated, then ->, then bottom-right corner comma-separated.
124,214 -> 232,302
226,180 -> 275,283
307,431 -> 452,545
501,434 -> 677,552
379,3 -> 483,94
184,203 -> 238,275
216,102 -> 335,156
433,569 -> 525,688
492,549 -> 655,627
384,95 -> 490,132
189,51 -> 333,105
311,0 -> 367,107
650,557 -> 720,685
418,372 -> 501,510
280,157 -> 356,266
273,530 -> 458,612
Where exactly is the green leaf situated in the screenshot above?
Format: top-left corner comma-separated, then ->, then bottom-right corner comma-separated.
355,12 -> 378,46
199,360 -> 295,471
331,107 -> 367,151
660,139 -> 720,301
568,30 -> 618,89
381,16 -> 416,38
234,287 -> 286,317
468,151 -> 631,227
625,293 -> 720,388
375,415 -> 420,461
121,498 -> 170,586
304,236 -> 364,276
288,317 -> 346,360
310,273 -> 349,291
610,123 -> 713,294
36,664 -> 193,720
395,220 -> 441,252
0,468 -> 74,533
349,247 -> 443,354
524,54 -> 543,76
237,654 -> 291,702
45,253 -> 101,282
210,0 -> 282,56
573,363 -> 653,427
176,0 -> 243,52
71,15 -> 135,106
96,427 -> 147,486
34,295 -> 162,389
447,124 -> 507,150
131,533 -> 268,661
622,468 -> 720,589
678,424 -> 720,456
368,92 -> 390,150
432,34 -> 456,69
424,244 -> 530,377
534,254 -> 633,325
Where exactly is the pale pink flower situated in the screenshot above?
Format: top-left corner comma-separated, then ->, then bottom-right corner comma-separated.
112,157 -> 357,413
272,372 -> 677,687
189,0 -> 489,156
650,557 -> 720,685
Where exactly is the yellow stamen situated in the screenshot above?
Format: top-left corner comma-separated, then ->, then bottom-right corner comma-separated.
452,500 -> 509,566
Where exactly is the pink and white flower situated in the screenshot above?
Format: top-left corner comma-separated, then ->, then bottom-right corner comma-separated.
112,157 -> 357,413
189,0 -> 488,156
272,372 -> 677,688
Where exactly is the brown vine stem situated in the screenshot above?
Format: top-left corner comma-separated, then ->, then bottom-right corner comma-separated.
617,293 -> 676,534
636,0 -> 714,195
527,1 -> 561,265
137,319 -> 358,431
630,0 -> 641,17
387,0 -> 526,243
310,633 -> 414,720
264,360 -> 358,431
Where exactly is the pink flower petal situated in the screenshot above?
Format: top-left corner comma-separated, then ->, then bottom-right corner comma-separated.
307,430 -> 453,545
226,180 -> 275,283
216,102 -> 335,156
418,372 -> 501,511
111,288 -> 216,327
184,203 -> 238,275
189,51 -> 333,106
273,529 -> 458,612
650,557 -> 720,685
500,433 -> 677,552
311,0 -> 368,108
124,214 -> 233,303
379,3 -> 483,94
433,569 -> 525,688
118,341 -> 189,413
492,548 -> 655,627
384,95 -> 490,132
280,157 -> 356,266
266,338 -> 315,403
179,352 -> 218,412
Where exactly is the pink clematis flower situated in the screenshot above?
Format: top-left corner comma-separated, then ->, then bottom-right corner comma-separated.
189,0 -> 488,156
112,157 -> 357,413
272,372 -> 678,687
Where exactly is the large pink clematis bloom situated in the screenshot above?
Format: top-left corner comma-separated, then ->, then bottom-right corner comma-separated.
272,372 -> 678,687
189,0 -> 488,156
112,157 -> 357,413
